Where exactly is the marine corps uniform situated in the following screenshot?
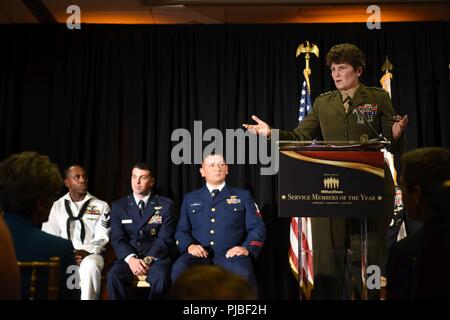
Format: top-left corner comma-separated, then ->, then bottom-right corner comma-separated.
42,192 -> 110,300
172,185 -> 266,287
107,194 -> 175,300
279,83 -> 405,153
278,83 -> 404,299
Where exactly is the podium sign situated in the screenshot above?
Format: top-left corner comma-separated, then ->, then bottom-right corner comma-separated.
278,149 -> 385,218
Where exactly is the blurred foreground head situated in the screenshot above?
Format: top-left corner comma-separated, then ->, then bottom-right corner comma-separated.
170,265 -> 257,300
0,151 -> 62,223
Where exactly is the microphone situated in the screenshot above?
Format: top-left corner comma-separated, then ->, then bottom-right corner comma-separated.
349,98 -> 388,143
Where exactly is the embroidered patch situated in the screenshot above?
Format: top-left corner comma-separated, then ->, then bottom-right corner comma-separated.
226,196 -> 241,205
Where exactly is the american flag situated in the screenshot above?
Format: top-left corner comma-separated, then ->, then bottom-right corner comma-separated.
288,80 -> 314,299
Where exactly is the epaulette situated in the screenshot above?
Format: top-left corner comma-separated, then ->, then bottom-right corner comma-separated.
319,90 -> 334,97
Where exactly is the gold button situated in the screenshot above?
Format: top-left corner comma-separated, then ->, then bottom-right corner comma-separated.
211,208 -> 216,212
210,230 -> 214,234
176,240 -> 179,245
234,208 -> 237,211
210,241 -> 215,246
211,218 -> 215,223
192,209 -> 195,213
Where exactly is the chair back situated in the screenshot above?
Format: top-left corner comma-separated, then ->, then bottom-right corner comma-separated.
17,256 -> 60,300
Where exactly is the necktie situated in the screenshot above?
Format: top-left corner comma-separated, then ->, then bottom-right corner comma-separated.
138,200 -> 145,217
211,189 -> 220,198
64,199 -> 91,244
342,95 -> 351,113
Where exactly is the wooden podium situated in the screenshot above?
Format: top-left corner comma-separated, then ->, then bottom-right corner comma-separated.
277,141 -> 390,300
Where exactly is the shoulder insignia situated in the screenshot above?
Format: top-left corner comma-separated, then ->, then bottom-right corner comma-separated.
319,90 -> 334,97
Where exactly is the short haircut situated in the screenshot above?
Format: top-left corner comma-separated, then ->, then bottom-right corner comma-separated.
401,147 -> 450,202
202,153 -> 226,164
64,164 -> 86,179
131,163 -> 153,176
326,43 -> 366,71
0,151 -> 63,215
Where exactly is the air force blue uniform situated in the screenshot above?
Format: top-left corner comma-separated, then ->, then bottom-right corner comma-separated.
107,194 -> 175,299
172,185 -> 265,286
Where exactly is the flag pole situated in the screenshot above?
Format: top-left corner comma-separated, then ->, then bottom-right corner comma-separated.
294,41 -> 319,300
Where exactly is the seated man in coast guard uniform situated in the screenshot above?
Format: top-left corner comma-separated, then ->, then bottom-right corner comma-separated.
107,163 -> 175,299
171,154 -> 266,289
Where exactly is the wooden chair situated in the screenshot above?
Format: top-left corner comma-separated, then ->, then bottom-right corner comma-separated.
17,256 -> 60,300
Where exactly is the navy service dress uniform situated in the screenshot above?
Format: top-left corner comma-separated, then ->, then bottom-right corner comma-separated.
107,193 -> 175,299
171,185 -> 266,287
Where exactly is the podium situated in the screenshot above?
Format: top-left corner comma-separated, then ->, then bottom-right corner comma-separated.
277,141 -> 391,300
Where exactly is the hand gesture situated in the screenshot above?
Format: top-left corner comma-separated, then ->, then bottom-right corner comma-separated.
392,115 -> 408,140
243,115 -> 271,137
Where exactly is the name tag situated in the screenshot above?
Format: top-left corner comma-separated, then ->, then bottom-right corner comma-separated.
121,219 -> 132,224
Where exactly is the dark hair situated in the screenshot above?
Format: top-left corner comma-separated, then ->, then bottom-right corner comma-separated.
326,43 -> 366,71
64,164 -> 86,179
401,147 -> 450,202
0,151 -> 63,215
169,265 -> 256,300
131,163 -> 153,176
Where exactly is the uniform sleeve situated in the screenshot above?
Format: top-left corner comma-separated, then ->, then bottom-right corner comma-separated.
279,99 -> 322,141
41,202 -> 62,236
82,202 -> 111,255
110,203 -> 137,260
175,196 -> 197,253
147,200 -> 175,258
379,91 -> 406,153
241,190 -> 266,258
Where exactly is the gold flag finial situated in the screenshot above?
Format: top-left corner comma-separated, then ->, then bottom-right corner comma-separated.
296,41 -> 319,94
380,55 -> 394,95
382,55 -> 393,73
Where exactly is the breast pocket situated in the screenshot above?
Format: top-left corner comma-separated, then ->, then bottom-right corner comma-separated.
188,205 -> 205,227
83,214 -> 100,231
225,204 -> 245,214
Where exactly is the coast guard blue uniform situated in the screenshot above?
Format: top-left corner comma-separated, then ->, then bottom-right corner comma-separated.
107,194 -> 175,299
171,185 -> 265,286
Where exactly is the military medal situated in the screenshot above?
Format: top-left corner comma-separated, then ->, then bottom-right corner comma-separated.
226,196 -> 241,204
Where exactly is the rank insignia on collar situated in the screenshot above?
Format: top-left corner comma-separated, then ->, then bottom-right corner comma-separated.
154,206 -> 162,210
226,196 -> 241,204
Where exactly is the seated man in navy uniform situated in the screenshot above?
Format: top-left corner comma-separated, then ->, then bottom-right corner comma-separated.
171,154 -> 266,289
107,163 -> 175,299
